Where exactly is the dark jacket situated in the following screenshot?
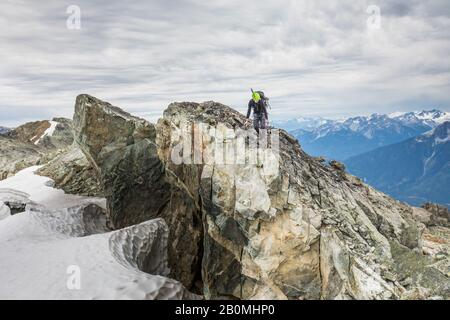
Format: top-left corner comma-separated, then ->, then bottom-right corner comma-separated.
246,99 -> 268,119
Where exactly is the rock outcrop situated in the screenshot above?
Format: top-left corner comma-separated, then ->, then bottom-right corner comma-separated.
157,101 -> 439,300
72,94 -> 203,292
421,203 -> 450,227
7,120 -> 52,143
0,136 -> 42,180
7,118 -> 73,148
0,118 -> 74,180
37,145 -> 102,197
40,118 -> 74,149
58,95 -> 450,299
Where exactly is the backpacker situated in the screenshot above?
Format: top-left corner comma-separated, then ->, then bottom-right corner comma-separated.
252,89 -> 271,110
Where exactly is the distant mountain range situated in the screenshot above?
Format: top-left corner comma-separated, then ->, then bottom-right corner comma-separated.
272,117 -> 334,132
273,110 -> 450,208
276,110 -> 450,160
345,121 -> 450,208
0,127 -> 10,135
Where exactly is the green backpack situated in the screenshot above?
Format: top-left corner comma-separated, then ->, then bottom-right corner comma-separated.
251,89 -> 271,109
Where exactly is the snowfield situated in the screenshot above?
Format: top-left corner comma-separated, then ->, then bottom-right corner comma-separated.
0,167 -> 192,300
0,166 -> 106,210
0,201 -> 10,220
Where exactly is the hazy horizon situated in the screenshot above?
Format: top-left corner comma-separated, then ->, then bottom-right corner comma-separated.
2,99 -> 448,128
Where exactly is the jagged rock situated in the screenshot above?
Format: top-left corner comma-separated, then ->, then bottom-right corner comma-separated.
0,118 -> 74,180
329,160 -> 346,171
3,201 -> 27,215
421,203 -> 450,227
157,100 -> 445,300
313,156 -> 326,163
37,145 -> 102,197
0,135 -> 42,180
39,118 -> 74,149
72,94 -> 203,291
7,120 -> 52,143
7,118 -> 73,148
390,239 -> 450,298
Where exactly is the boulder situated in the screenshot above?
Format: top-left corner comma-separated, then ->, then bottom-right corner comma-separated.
37,145 -> 102,197
421,203 -> 450,227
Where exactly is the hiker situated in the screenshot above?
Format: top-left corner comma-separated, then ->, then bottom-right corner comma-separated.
246,90 -> 269,132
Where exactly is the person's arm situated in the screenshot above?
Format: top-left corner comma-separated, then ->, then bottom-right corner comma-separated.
246,101 -> 252,118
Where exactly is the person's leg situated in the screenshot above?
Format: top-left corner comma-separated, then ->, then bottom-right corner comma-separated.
260,116 -> 266,129
258,118 -> 268,149
253,114 -> 260,132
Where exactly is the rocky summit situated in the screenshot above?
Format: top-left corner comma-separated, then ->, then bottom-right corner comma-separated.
0,118 -> 73,180
24,95 -> 450,299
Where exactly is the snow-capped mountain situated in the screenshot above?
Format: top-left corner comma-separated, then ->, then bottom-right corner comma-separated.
271,117 -> 334,132
389,109 -> 450,125
345,121 -> 450,208
287,110 -> 449,160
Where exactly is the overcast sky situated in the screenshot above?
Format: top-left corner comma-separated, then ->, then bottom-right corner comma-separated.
0,0 -> 449,126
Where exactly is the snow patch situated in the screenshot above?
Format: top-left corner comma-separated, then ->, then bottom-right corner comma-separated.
0,166 -> 105,210
422,150 -> 436,179
363,129 -> 374,139
34,120 -> 58,145
388,111 -> 406,118
389,110 -> 450,125
420,123 -> 450,144
0,166 -> 193,300
0,201 -> 10,220
435,135 -> 450,144
0,211 -> 190,299
349,120 -> 361,132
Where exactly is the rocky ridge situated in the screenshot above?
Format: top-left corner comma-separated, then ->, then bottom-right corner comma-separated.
34,94 -> 450,299
0,118 -> 73,180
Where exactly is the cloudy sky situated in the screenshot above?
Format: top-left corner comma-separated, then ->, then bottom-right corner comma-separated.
0,0 -> 449,126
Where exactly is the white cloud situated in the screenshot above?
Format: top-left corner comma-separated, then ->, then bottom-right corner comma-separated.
0,0 -> 449,126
